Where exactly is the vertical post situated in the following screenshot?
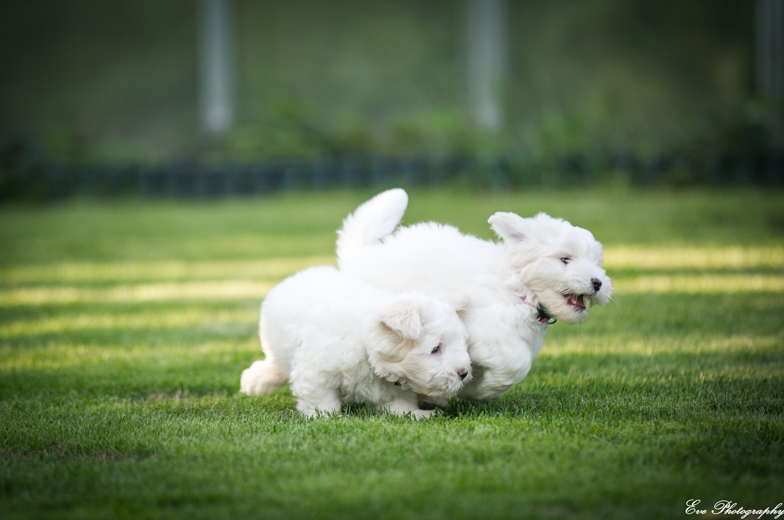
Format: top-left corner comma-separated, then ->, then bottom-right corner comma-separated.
757,0 -> 784,150
200,0 -> 235,133
756,0 -> 784,101
467,0 -> 506,132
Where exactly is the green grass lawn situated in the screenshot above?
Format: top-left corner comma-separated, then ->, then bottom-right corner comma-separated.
1,189 -> 783,520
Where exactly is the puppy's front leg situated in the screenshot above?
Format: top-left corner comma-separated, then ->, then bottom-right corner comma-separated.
296,391 -> 341,417
458,364 -> 520,401
383,391 -> 434,420
292,378 -> 342,417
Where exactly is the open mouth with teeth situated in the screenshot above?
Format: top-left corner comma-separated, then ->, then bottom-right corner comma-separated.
563,293 -> 587,311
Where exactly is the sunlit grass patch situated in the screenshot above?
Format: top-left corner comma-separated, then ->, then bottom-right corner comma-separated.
616,274 -> 784,294
0,337 -> 259,371
0,256 -> 334,284
596,247 -> 784,297
0,280 -> 276,305
0,307 -> 258,339
545,332 -> 784,358
604,246 -> 784,270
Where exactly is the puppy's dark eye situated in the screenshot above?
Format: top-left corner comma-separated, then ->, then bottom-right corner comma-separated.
431,344 -> 442,354
560,257 -> 571,265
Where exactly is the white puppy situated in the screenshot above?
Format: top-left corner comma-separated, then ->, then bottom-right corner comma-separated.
240,266 -> 471,418
337,189 -> 612,401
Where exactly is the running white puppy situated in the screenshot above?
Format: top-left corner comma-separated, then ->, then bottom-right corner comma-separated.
240,266 -> 471,418
337,189 -> 612,401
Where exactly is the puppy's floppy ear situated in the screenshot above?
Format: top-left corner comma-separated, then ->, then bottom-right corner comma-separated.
380,306 -> 422,341
488,212 -> 529,243
367,303 -> 422,368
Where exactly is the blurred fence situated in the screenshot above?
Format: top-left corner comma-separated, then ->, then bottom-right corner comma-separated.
1,150 -> 783,202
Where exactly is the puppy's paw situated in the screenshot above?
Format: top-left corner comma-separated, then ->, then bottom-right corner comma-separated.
410,409 -> 435,420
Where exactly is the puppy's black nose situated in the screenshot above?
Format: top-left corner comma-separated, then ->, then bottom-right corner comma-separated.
591,278 -> 602,292
457,369 -> 468,381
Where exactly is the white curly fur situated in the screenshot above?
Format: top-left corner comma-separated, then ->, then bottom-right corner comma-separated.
337,190 -> 613,401
240,266 -> 471,418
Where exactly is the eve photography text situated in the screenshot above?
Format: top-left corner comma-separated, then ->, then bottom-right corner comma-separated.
685,500 -> 784,519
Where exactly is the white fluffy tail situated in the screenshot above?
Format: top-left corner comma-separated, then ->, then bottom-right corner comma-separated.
336,188 -> 408,265
239,358 -> 287,395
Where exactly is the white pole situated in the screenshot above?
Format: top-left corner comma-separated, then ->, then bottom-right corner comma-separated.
200,0 -> 234,133
467,0 -> 506,132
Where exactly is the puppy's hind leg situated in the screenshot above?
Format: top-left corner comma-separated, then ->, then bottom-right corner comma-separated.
239,358 -> 287,395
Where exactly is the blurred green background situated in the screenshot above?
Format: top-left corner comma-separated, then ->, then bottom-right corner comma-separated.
1,0 -> 782,195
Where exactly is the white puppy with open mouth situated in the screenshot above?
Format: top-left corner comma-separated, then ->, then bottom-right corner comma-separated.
337,189 -> 612,401
240,266 -> 471,418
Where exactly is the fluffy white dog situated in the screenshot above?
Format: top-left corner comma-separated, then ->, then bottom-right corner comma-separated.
337,189 -> 612,401
240,266 -> 471,418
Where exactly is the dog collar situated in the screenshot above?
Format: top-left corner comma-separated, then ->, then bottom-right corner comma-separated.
536,305 -> 557,325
